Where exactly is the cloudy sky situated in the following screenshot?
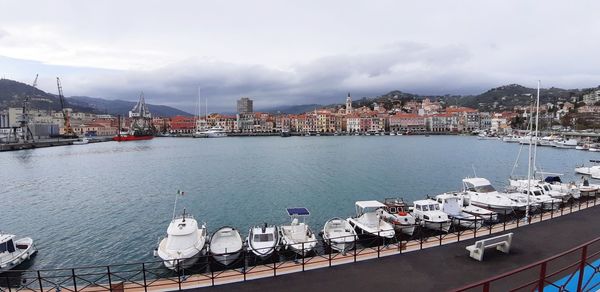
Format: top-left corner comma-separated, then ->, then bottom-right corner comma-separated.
1,0 -> 599,113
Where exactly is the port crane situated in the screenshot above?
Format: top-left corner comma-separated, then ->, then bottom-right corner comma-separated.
56,77 -> 77,138
15,74 -> 37,142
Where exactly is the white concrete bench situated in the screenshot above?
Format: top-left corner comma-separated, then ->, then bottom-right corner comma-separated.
466,233 -> 513,261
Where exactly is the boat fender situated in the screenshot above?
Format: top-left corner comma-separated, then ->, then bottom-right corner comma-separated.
398,211 -> 408,216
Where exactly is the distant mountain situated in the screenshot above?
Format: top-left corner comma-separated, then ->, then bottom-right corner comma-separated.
258,104 -> 323,114
454,84 -> 582,110
0,78 -> 192,117
0,78 -> 94,112
68,96 -> 192,117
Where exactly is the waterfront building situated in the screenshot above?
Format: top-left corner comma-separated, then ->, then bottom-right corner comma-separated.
237,97 -> 253,114
446,107 -> 480,132
389,113 -> 427,133
0,110 -> 9,128
73,123 -> 117,137
170,115 -> 196,134
275,115 -> 291,132
346,114 -> 361,133
236,112 -> 255,133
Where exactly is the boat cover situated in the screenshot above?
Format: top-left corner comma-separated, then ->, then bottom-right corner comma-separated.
545,176 -> 562,183
287,207 -> 310,216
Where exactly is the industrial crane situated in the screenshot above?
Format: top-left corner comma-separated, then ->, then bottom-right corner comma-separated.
16,74 -> 37,142
56,77 -> 77,138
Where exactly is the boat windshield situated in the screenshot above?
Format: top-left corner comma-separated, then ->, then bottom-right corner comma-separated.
253,234 -> 274,242
429,204 -> 439,211
474,185 -> 496,193
421,205 -> 429,211
0,239 -> 15,253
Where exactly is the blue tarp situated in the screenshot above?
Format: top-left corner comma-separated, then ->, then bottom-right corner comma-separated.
287,207 -> 310,216
549,258 -> 599,291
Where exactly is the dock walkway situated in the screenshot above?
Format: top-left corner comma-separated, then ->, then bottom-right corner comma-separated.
198,203 -> 600,292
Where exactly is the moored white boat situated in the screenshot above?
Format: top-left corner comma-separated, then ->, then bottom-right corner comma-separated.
0,233 -> 37,273
347,201 -> 395,238
552,139 -> 578,148
380,198 -> 416,235
280,208 -> 317,257
435,193 -> 484,229
246,223 -> 280,259
72,138 -> 89,145
462,178 -> 518,214
155,209 -> 207,270
209,226 -> 243,266
411,199 -> 452,232
321,218 -> 357,253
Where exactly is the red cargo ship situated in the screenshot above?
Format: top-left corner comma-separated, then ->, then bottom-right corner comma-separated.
113,134 -> 153,141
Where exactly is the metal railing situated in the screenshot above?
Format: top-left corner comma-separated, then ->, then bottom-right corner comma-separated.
453,235 -> 600,292
0,196 -> 598,292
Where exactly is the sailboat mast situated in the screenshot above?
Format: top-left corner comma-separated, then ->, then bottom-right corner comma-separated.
525,90 -> 535,221
533,81 -> 541,177
197,87 -> 201,131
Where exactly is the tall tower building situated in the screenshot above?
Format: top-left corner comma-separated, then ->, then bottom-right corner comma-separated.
345,93 -> 353,114
237,97 -> 253,114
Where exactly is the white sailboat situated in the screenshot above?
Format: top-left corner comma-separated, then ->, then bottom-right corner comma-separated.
0,233 -> 37,273
279,208 -> 317,257
321,218 -> 357,253
209,226 -> 243,266
347,201 -> 395,239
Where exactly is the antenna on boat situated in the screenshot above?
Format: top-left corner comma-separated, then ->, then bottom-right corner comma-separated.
471,165 -> 477,177
172,190 -> 183,221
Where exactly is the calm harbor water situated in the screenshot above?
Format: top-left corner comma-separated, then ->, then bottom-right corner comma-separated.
0,136 -> 598,270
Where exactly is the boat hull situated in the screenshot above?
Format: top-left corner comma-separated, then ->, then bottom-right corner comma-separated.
323,238 -> 355,253
211,251 -> 241,266
112,135 -> 153,141
422,220 -> 452,232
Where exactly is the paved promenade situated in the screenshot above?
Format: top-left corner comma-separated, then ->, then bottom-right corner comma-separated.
198,204 -> 600,292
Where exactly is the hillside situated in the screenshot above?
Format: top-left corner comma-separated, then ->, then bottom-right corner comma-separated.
0,79 -> 94,112
0,78 -> 192,117
68,96 -> 192,117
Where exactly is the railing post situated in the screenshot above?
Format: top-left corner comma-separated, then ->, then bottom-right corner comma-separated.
438,223 -> 443,246
106,266 -> 112,292
243,248 -> 247,281
560,201 -> 564,216
474,220 -> 477,239
576,245 -> 588,291
419,226 -> 423,250
5,276 -> 11,292
536,262 -> 547,292
457,219 -> 461,242
353,235 -> 357,262
273,247 -> 277,277
72,268 -> 78,292
142,263 -> 147,292
503,210 -> 506,231
328,239 -> 332,267
483,282 -> 490,292
301,242 -> 305,272
37,271 -> 43,292
378,231 -> 381,258
551,202 -> 554,219
176,259 -> 182,291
